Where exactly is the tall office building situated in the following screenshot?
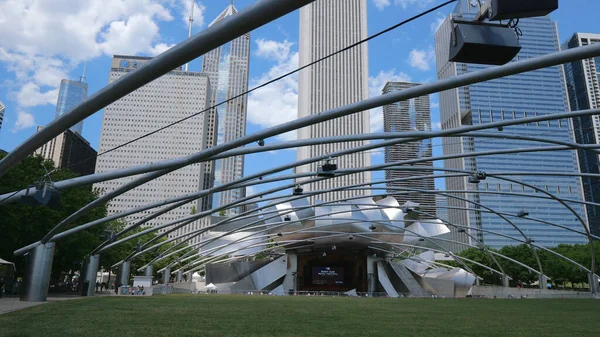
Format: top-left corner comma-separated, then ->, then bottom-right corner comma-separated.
55,79 -> 88,135
436,193 -> 448,222
94,55 -> 211,243
34,126 -> 97,176
201,4 -> 250,215
563,33 -> 600,236
0,100 -> 5,132
434,1 -> 587,251
382,82 -> 435,217
296,0 -> 371,202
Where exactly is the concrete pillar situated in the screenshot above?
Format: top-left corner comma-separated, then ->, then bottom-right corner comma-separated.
539,274 -> 548,290
21,242 -> 56,302
162,267 -> 171,284
367,255 -> 377,294
282,251 -> 298,295
118,261 -> 131,287
145,265 -> 153,277
177,270 -> 183,282
502,275 -> 510,288
589,273 -> 599,296
187,271 -> 193,282
85,255 -> 100,297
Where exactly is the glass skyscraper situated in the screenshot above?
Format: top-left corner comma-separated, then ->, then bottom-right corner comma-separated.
55,79 -> 88,135
434,1 -> 588,251
201,4 -> 250,215
383,82 -> 435,217
563,33 -> 600,236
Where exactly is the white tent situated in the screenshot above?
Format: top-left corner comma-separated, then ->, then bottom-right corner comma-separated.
205,283 -> 217,290
0,257 -> 15,270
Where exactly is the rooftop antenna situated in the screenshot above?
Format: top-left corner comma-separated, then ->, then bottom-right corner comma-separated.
184,0 -> 195,72
79,58 -> 87,83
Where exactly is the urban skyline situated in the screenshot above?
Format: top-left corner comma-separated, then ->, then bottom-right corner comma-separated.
0,0 -> 592,252
434,0 -> 588,250
296,0 -> 372,203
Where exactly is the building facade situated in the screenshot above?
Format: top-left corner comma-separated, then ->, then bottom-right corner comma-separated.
563,32 -> 600,236
94,55 -> 211,243
34,126 -> 97,176
383,82 -> 435,217
201,4 -> 250,215
296,0 -> 371,203
55,79 -> 88,135
0,100 -> 5,132
434,1 -> 588,250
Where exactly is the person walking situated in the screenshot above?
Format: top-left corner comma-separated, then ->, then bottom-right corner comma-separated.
0,278 -> 5,298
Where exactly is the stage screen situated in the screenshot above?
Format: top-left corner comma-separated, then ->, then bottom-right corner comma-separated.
312,266 -> 344,286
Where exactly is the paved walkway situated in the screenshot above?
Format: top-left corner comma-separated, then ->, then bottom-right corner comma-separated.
0,295 -> 84,315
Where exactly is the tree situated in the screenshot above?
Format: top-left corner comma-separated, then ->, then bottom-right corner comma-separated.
0,153 -> 108,278
457,247 -> 503,285
499,244 -> 540,286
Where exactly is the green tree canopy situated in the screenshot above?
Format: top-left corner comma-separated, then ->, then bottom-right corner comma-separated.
0,153 -> 108,278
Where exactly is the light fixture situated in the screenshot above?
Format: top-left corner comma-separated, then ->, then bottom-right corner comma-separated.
277,232 -> 283,237
418,238 -> 425,242
257,139 -> 265,147
293,185 -> 303,196
449,20 -> 521,66
322,252 -> 327,257
20,182 -> 61,209
332,245 -> 336,251
348,235 -> 354,241
488,0 -> 558,21
284,215 -> 292,222
517,210 -> 529,218
369,225 -> 377,231
317,157 -> 338,177
457,228 -> 466,233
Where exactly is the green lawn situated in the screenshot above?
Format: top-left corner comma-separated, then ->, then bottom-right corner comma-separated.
1,295 -> 598,337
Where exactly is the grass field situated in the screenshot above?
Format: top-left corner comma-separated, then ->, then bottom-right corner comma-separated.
1,295 -> 598,337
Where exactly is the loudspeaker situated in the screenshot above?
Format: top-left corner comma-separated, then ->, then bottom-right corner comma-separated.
449,21 -> 521,65
490,0 -> 558,21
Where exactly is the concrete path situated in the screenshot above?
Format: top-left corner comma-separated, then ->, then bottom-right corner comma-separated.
0,295 -> 84,315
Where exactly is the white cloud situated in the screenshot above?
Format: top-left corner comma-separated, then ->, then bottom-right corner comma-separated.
368,69 -> 411,133
394,0 -> 434,9
0,0 -> 184,109
247,39 -> 299,141
408,48 -> 435,71
16,82 -> 59,108
372,0 -> 391,10
255,39 -> 294,63
12,111 -> 36,133
430,13 -> 446,35
432,121 -> 442,130
179,0 -> 206,28
149,43 -> 176,56
431,102 -> 439,108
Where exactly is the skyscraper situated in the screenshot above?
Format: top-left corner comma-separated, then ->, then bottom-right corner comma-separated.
296,0 -> 371,202
55,79 -> 88,135
94,55 -> 211,243
0,100 -> 5,132
563,32 -> 600,236
434,1 -> 588,251
34,126 -> 97,176
382,82 -> 435,217
201,3 -> 250,215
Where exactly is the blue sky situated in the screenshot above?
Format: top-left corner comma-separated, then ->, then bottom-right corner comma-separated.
0,0 -> 599,198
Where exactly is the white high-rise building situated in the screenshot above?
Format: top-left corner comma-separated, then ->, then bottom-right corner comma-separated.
201,4 -> 250,215
297,0 -> 371,202
94,55 -> 211,243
